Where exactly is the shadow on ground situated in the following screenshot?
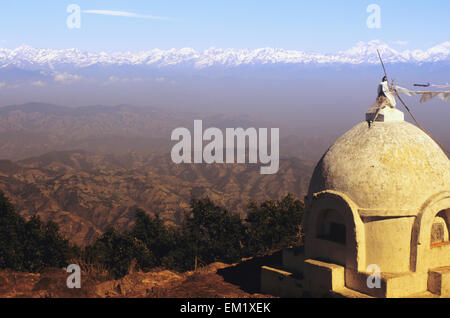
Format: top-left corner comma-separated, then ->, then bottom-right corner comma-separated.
217,251 -> 282,294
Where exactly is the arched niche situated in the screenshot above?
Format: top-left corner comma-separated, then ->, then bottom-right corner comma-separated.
303,190 -> 365,272
430,210 -> 450,246
316,209 -> 347,245
411,192 -> 450,272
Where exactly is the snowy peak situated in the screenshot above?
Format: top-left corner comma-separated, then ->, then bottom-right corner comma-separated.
0,41 -> 449,70
339,40 -> 403,63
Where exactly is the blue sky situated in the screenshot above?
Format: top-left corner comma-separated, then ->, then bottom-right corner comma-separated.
0,0 -> 449,52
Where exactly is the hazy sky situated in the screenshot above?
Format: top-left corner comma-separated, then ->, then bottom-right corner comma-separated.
1,0 -> 449,52
0,1 -> 448,148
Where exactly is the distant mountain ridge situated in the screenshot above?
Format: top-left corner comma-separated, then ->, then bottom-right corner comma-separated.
0,102 -> 331,162
1,40 -> 449,70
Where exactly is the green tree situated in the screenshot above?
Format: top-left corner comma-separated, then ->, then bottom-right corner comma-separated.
0,192 -> 25,270
84,227 -> 154,278
131,209 -> 176,267
184,197 -> 246,269
0,192 -> 74,272
245,193 -> 304,255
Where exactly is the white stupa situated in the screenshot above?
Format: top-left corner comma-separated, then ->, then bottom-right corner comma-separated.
261,105 -> 450,298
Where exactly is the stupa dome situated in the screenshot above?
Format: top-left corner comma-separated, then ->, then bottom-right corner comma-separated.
307,108 -> 450,213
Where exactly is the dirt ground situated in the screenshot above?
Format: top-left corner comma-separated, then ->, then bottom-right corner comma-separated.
0,252 -> 281,298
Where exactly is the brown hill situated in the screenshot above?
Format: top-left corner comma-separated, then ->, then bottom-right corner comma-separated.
0,103 -> 323,246
0,150 -> 313,246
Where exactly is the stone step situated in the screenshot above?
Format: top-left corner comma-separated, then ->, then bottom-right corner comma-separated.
407,291 -> 440,298
260,266 -> 306,298
331,287 -> 373,298
346,269 -> 427,298
428,266 -> 450,297
303,259 -> 345,296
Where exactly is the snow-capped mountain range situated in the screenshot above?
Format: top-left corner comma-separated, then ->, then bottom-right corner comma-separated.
1,40 -> 449,70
